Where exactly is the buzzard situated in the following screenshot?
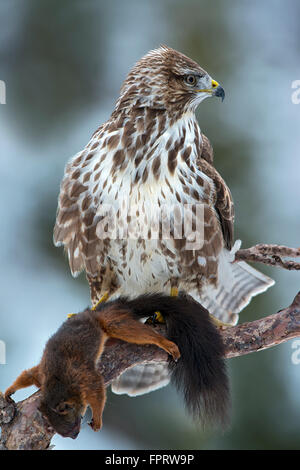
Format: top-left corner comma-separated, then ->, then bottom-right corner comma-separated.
54,46 -> 274,396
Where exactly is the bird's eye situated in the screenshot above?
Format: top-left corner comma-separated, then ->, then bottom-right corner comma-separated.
185,74 -> 197,86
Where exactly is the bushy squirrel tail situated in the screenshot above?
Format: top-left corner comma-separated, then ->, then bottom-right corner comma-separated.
120,293 -> 231,427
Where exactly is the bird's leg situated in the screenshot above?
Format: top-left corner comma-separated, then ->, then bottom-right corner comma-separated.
153,286 -> 178,323
147,285 -> 179,325
170,287 -> 178,297
68,292 -> 110,319
155,285 -> 179,323
68,273 -> 111,318
209,314 -> 233,329
87,270 -> 114,310
91,292 -> 110,311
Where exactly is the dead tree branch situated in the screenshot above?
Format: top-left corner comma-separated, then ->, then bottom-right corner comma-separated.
1,243 -> 300,450
235,243 -> 300,270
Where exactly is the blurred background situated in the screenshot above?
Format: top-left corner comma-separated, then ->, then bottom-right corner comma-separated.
0,0 -> 300,450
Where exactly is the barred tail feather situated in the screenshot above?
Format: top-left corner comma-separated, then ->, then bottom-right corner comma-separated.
111,363 -> 170,396
195,242 -> 275,325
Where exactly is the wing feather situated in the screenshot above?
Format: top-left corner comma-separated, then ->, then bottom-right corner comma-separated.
198,134 -> 234,250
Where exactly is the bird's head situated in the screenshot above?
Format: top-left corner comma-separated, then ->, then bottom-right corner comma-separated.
117,45 -> 225,117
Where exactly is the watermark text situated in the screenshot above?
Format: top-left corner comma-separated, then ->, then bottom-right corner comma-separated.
291,80 -> 300,104
0,80 -> 6,104
291,339 -> 300,365
95,203 -> 205,250
0,340 -> 6,364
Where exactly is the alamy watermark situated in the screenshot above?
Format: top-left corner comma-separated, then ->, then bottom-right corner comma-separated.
0,340 -> 6,364
94,202 -> 205,250
291,80 -> 300,104
0,80 -> 6,104
291,340 -> 300,365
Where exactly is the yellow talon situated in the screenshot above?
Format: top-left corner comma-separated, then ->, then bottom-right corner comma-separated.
154,311 -> 165,324
67,313 -> 77,319
149,287 -> 178,323
91,292 -> 110,311
145,310 -> 165,325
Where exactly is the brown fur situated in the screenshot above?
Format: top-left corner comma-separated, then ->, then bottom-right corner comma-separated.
5,305 -> 180,439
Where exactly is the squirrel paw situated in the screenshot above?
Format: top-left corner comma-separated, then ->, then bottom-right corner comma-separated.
89,418 -> 102,432
166,341 -> 181,362
4,389 -> 15,403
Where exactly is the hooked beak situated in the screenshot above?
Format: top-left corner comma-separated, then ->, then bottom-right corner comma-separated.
214,84 -> 225,101
196,79 -> 225,102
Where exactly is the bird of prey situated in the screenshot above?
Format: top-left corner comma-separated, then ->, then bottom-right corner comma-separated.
54,46 -> 274,396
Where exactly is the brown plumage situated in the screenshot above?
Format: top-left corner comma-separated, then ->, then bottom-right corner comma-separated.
54,45 -> 274,396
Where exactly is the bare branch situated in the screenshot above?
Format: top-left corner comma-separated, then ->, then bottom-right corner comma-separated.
222,291 -> 300,358
235,243 -> 300,270
1,290 -> 300,450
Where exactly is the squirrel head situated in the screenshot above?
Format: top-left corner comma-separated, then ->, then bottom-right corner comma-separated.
38,378 -> 83,439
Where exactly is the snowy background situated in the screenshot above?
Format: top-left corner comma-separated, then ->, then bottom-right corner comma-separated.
0,0 -> 300,449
